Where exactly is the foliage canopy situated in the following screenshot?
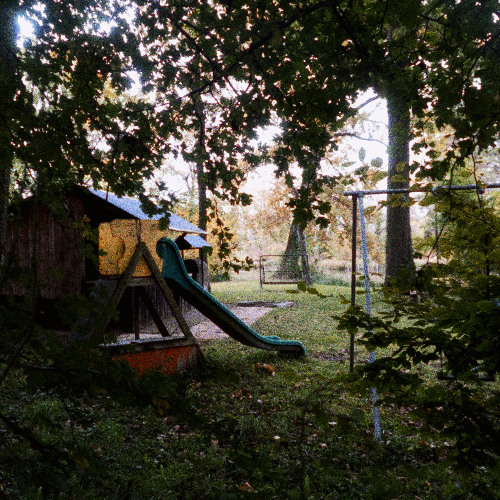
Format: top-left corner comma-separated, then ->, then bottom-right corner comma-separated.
0,0 -> 499,493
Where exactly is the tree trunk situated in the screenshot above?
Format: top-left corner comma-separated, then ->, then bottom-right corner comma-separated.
278,224 -> 300,278
193,95 -> 208,234
191,49 -> 209,238
385,85 -> 415,286
277,156 -> 319,286
278,224 -> 311,286
0,152 -> 12,263
296,225 -> 311,287
192,64 -> 211,289
0,6 -> 17,261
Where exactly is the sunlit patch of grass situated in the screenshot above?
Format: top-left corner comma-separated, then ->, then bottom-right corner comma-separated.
212,281 -> 352,354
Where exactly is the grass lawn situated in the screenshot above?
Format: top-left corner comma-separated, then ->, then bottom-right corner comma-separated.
1,280 -> 499,498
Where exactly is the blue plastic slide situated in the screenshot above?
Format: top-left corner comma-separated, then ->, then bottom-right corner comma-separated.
156,238 -> 305,358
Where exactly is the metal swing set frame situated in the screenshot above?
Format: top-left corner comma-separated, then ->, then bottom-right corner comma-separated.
343,182 -> 500,441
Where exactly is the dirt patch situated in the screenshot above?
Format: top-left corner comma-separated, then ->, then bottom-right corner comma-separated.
191,306 -> 274,340
311,348 -> 350,363
235,301 -> 294,309
190,301 -> 294,341
116,304 -> 277,344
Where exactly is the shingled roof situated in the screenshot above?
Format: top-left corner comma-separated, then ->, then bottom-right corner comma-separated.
89,188 -> 206,235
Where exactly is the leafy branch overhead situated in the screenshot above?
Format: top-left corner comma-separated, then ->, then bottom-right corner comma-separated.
2,1 -> 499,283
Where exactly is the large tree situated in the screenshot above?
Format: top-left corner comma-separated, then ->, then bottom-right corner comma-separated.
0,3 -> 18,260
249,0 -> 497,283
2,0 -> 498,276
136,1 -> 499,284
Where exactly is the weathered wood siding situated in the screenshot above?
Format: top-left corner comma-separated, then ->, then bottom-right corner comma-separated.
117,285 -> 188,333
6,193 -> 86,300
5,189 -> 194,332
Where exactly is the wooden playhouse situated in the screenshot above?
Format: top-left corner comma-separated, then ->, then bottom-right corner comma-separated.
4,186 -> 211,374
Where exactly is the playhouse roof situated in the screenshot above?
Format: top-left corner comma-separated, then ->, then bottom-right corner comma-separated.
88,188 -> 206,235
183,234 -> 211,248
175,234 -> 211,250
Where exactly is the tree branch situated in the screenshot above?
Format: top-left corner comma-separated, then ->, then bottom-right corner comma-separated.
0,410 -> 75,466
354,95 -> 380,111
169,2 -> 333,99
332,131 -> 387,148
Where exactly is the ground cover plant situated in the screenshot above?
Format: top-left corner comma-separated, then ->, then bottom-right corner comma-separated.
1,280 -> 499,498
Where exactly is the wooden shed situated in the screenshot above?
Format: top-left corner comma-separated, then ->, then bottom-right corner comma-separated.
4,186 -> 210,332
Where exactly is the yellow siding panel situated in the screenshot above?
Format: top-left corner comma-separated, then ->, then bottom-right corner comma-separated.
99,219 -> 172,277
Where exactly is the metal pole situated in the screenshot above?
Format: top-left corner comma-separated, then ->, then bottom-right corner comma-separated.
349,195 -> 358,373
358,195 -> 382,443
259,256 -> 264,289
341,183 -> 500,444
344,183 -> 500,197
